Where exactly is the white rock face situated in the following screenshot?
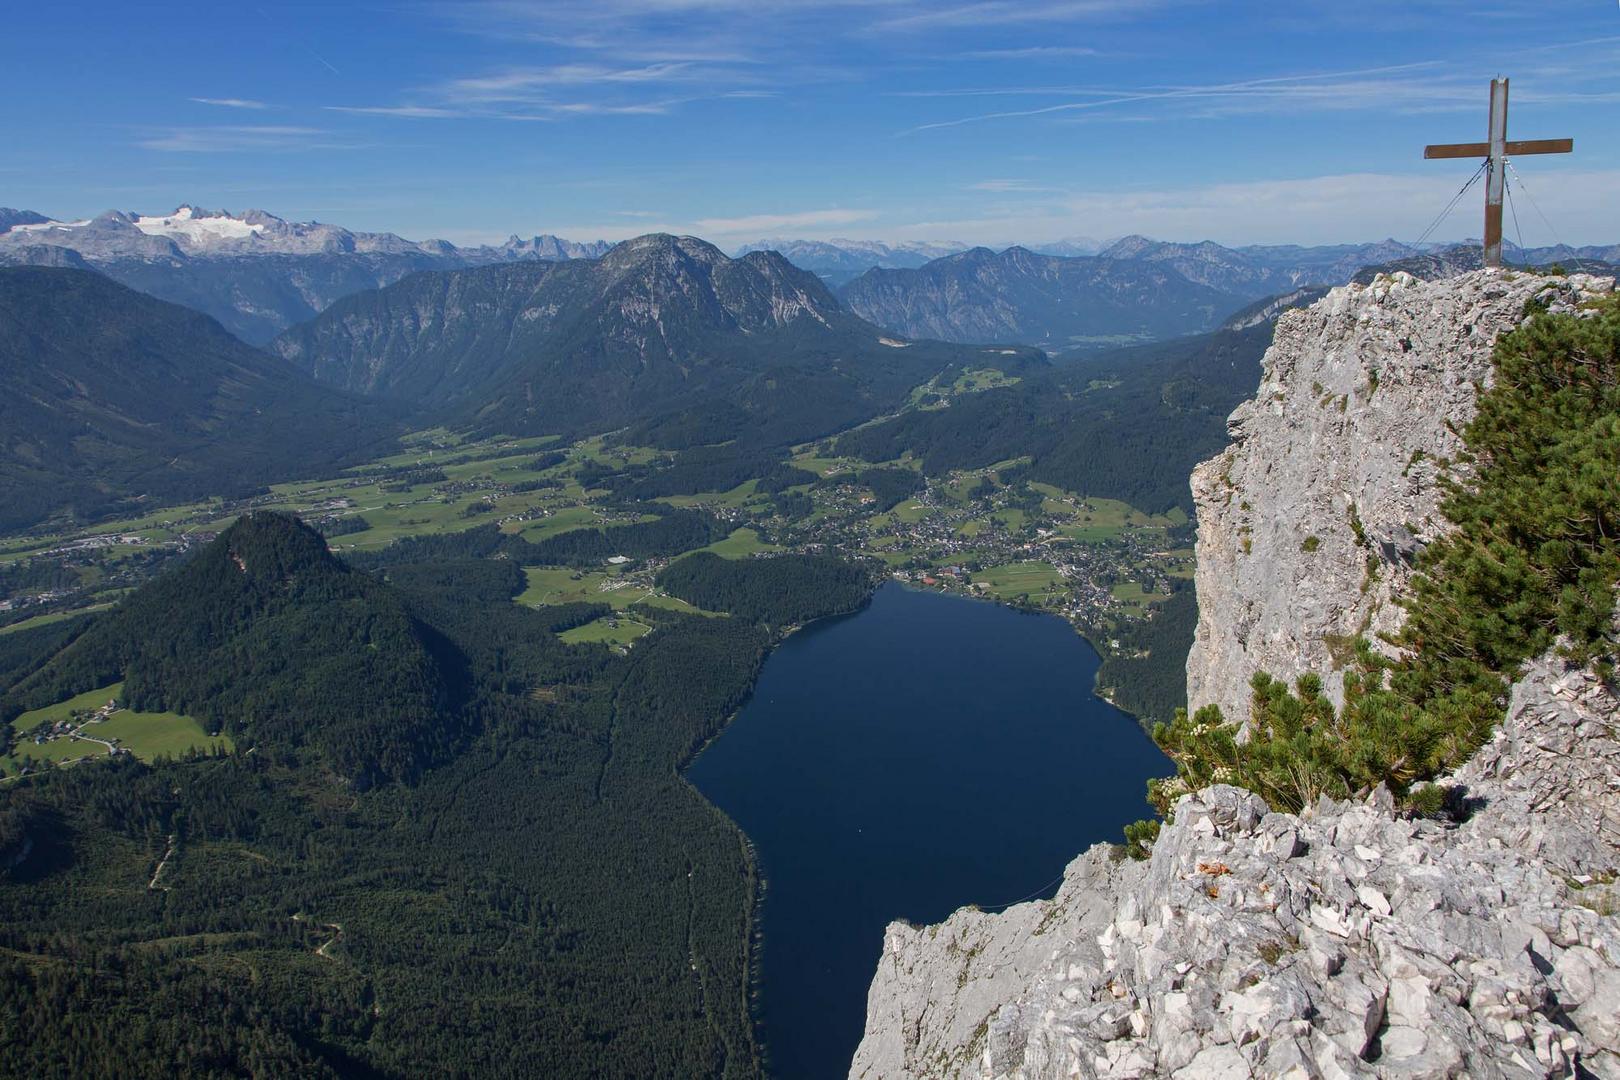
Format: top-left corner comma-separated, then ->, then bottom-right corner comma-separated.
1186,270 -> 1613,724
849,270 -> 1620,1079
853,732 -> 1620,1079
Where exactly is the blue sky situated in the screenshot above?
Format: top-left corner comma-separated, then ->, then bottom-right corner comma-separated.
3,1 -> 1618,248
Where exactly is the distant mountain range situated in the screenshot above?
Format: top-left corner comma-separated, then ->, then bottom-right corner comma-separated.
816,235 -> 1620,348
6,203 -> 1612,353
837,246 -> 1249,350
734,237 -> 1111,285
274,233 -> 1041,446
0,206 -> 609,344
0,267 -> 400,531
734,238 -> 968,287
739,235 -> 1428,297
2,234 -> 1048,530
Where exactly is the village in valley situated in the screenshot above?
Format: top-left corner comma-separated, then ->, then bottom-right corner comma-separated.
0,404 -> 1192,773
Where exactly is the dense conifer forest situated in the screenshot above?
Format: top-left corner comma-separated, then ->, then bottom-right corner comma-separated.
1093,585 -> 1196,726
0,268 -> 402,532
834,323 -> 1275,513
658,552 -> 876,625
0,510 -> 889,1076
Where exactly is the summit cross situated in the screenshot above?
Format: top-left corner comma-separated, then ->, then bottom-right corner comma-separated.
1424,77 -> 1572,268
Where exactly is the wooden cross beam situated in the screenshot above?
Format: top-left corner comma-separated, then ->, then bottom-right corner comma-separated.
1424,78 -> 1572,268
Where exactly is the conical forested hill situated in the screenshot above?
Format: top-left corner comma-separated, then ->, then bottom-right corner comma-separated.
3,512 -> 455,786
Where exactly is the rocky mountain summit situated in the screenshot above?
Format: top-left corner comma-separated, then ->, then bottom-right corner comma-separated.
0,204 -> 607,262
849,269 -> 1620,1079
274,233 -> 1033,443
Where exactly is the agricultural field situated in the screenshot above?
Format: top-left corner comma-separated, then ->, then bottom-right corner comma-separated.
971,561 -> 1066,602
950,368 -> 1022,394
516,506 -> 610,542
955,519 -> 987,538
558,616 -> 653,648
0,604 -> 113,636
4,682 -> 230,777
657,481 -> 760,510
889,501 -> 937,525
1110,581 -> 1167,615
97,712 -> 234,763
518,567 -> 647,610
636,593 -> 723,617
14,684 -> 122,729
696,528 -> 780,559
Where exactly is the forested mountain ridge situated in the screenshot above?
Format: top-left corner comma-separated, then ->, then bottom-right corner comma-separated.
274,232 -> 1044,445
0,267 -> 402,532
835,311 -> 1294,514
838,245 -> 1248,349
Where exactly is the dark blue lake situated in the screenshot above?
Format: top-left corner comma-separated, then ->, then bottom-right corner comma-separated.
686,582 -> 1172,1080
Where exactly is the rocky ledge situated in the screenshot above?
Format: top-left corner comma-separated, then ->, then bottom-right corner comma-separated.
851,638 -> 1620,1078
849,271 -> 1620,1079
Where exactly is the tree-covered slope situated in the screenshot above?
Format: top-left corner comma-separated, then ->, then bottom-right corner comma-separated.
836,319 -> 1279,514
274,233 -> 1043,445
0,267 -> 401,530
3,513 -> 454,786
658,552 -> 875,625
0,516 -> 774,1077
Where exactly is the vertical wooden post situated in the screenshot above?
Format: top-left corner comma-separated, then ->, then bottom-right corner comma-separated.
1483,77 -> 1509,268
1425,78 -> 1569,267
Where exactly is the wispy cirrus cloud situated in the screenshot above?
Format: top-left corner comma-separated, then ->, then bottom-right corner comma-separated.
325,98 -> 694,121
138,125 -> 352,153
440,62 -> 706,103
898,62 -> 1482,132
870,0 -> 1175,32
327,58 -> 761,122
900,40 -> 1620,134
324,105 -> 464,119
968,178 -> 1062,192
190,97 -> 272,110
339,1 -> 1180,130
959,45 -> 1103,60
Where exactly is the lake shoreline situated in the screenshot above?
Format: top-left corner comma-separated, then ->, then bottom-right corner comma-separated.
687,582 -> 1172,1079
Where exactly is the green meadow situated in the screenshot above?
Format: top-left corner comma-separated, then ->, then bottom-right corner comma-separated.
4,682 -> 231,776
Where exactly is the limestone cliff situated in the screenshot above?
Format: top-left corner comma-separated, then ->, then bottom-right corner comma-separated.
1187,270 -> 1612,723
849,270 -> 1620,1079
